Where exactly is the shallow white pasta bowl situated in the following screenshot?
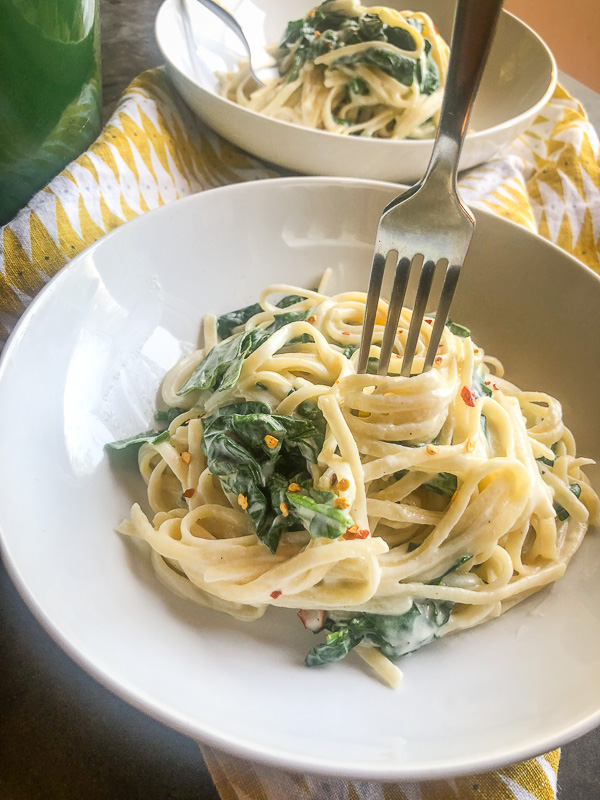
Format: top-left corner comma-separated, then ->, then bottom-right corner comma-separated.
1,178 -> 599,780
155,0 -> 556,182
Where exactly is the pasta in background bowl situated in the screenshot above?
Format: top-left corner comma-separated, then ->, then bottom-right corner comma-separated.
155,0 -> 556,181
219,1 -> 450,140
111,277 -> 599,690
0,179 -> 599,780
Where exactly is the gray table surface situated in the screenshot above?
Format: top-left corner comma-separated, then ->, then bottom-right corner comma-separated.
1,2 -> 598,798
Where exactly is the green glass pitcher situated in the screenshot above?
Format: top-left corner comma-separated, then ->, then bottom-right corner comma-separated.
0,0 -> 101,224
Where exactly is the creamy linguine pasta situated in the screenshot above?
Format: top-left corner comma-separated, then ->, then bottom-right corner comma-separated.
219,0 -> 450,140
112,274 -> 600,687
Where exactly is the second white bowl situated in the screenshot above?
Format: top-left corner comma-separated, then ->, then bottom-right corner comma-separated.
156,0 -> 557,182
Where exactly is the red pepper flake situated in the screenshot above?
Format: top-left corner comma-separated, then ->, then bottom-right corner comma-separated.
270,590 -> 282,599
182,488 -> 195,498
493,384 -> 499,391
264,434 -> 279,449
485,381 -> 491,386
342,331 -> 350,336
280,502 -> 289,517
434,355 -> 443,366
425,318 -> 433,325
331,473 -> 337,486
460,385 -> 477,407
238,493 -> 248,509
334,497 -> 349,509
474,348 -> 479,354
337,477 -> 350,491
343,526 -> 369,540
288,482 -> 302,493
307,314 -> 317,324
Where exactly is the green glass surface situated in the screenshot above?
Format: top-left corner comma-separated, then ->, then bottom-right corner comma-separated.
0,0 -> 101,224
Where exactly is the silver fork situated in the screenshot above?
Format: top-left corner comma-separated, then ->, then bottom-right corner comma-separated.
186,0 -> 274,87
358,0 -> 503,378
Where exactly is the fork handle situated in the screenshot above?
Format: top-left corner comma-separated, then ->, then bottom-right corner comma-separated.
424,0 -> 503,189
192,0 -> 265,86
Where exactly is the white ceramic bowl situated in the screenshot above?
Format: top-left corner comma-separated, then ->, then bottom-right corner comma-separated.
155,0 -> 556,182
1,179 -> 599,781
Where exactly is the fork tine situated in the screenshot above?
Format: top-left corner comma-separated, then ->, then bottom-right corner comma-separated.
358,249 -> 387,374
378,255 -> 412,376
423,262 -> 461,373
400,258 -> 436,378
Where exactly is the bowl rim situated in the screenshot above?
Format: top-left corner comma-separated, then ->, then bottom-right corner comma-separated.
1,176 -> 598,782
155,0 -> 558,150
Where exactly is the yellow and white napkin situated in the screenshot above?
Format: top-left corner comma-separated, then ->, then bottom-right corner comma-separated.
203,746 -> 560,800
0,69 -> 598,352
1,66 -> 598,798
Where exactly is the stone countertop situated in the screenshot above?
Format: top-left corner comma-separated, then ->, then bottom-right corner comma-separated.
1,2 -> 598,799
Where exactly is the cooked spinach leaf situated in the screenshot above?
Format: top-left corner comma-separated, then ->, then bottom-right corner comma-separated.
536,455 -> 555,468
348,75 -> 369,95
295,400 -> 327,438
209,400 -> 272,418
201,401 -> 342,552
305,600 -> 453,666
480,412 -> 488,439
429,554 -> 473,585
177,328 -> 269,395
155,406 -> 186,424
305,628 -> 356,666
472,366 -> 493,398
105,429 -> 168,452
277,3 -> 433,91
287,491 -> 353,540
107,408 -> 189,451
446,319 -> 471,338
332,113 -> 358,127
386,23 -> 418,51
267,308 -> 310,331
422,472 -> 458,497
342,343 -> 359,358
276,293 -> 306,308
553,483 -> 581,522
366,356 -> 380,374
216,302 -> 263,340
289,334 -> 315,345
280,9 -> 351,81
333,48 -> 416,87
216,294 -> 307,339
416,40 -> 440,94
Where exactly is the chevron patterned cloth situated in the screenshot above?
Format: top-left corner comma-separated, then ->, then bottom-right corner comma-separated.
203,747 -> 560,800
1,66 -> 598,798
0,69 -> 599,351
